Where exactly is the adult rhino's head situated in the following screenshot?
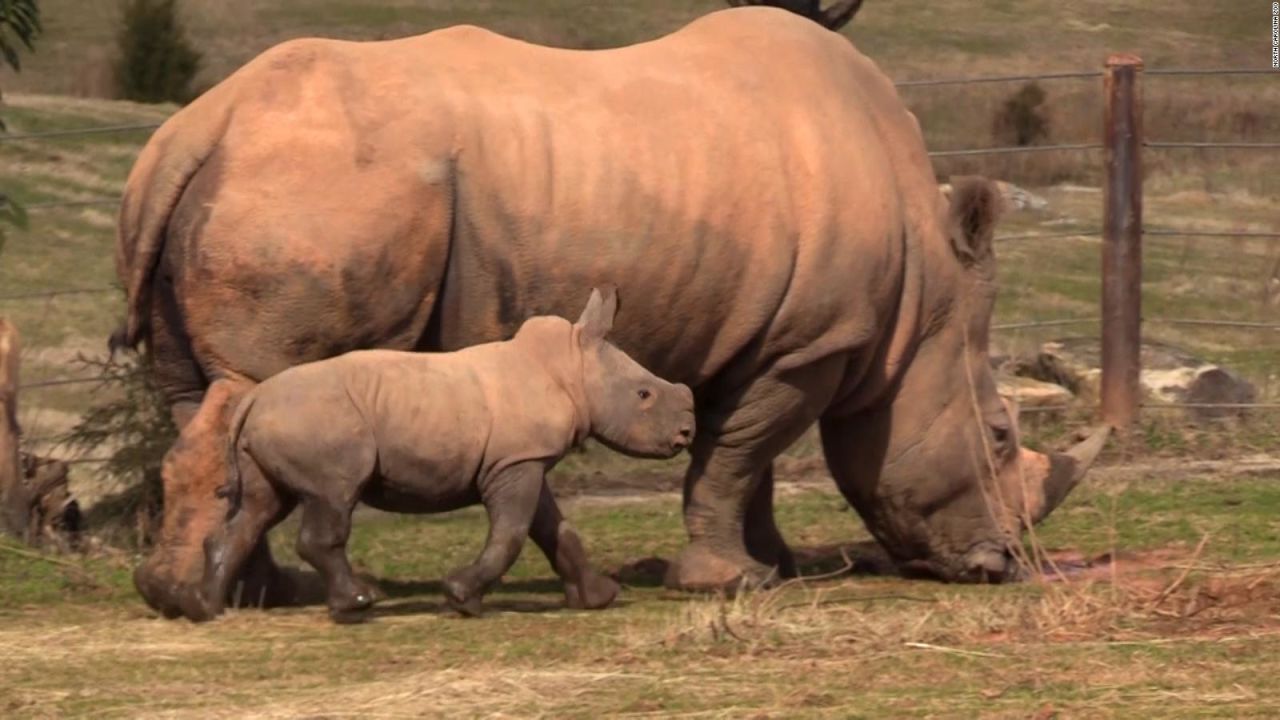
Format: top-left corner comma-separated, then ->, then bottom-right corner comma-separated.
825,177 -> 1108,583
570,286 -> 696,459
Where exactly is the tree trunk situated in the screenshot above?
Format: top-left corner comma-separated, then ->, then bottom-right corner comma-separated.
0,316 -> 30,538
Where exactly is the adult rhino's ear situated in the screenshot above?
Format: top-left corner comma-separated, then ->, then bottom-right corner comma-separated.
946,176 -> 1004,270
576,285 -> 619,343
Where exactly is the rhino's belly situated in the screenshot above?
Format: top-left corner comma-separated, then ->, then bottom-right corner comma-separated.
359,480 -> 481,514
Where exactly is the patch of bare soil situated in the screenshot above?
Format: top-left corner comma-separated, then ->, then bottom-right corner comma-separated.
1032,546 -> 1280,640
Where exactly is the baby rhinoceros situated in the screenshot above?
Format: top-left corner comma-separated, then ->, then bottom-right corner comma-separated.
200,287 -> 695,622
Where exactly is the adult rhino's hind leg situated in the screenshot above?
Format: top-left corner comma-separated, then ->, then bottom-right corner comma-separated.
664,357 -> 844,592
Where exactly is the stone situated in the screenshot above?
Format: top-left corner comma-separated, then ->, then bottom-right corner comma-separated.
997,375 -> 1074,412
1013,337 -> 1258,423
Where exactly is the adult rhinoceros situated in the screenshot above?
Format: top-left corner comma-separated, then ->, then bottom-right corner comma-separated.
115,6 -> 1106,620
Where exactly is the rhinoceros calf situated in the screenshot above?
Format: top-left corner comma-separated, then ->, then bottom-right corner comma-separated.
200,288 -> 695,622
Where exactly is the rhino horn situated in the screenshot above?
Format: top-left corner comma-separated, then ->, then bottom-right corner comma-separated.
1034,425 -> 1111,524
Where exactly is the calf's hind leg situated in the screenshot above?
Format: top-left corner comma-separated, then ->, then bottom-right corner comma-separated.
443,462 -> 544,617
257,404 -> 379,623
295,497 -> 377,623
201,454 -> 295,618
528,480 -> 620,610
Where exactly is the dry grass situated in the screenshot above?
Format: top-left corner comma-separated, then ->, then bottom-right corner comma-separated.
4,471 -> 1280,717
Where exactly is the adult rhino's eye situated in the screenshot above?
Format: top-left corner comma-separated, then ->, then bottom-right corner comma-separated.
991,425 -> 1011,446
637,389 -> 652,400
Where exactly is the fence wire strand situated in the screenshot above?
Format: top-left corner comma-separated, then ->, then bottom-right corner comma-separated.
0,286 -> 118,301
1146,141 -> 1280,150
1146,68 -> 1278,77
1146,318 -> 1280,330
0,122 -> 162,142
26,198 -> 119,210
992,318 -> 1099,331
19,374 -> 130,391
929,143 -> 1102,158
997,230 -> 1102,241
1146,229 -> 1280,238
895,70 -> 1103,87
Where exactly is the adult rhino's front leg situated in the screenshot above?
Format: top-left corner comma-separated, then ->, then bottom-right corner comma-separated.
664,357 -> 845,592
743,465 -> 798,579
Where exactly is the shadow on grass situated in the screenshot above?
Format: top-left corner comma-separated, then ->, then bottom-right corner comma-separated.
243,541 -> 902,620
610,541 -> 901,589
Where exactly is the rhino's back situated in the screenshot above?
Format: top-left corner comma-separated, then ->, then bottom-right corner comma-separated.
167,7 -> 942,393
416,8 -> 938,384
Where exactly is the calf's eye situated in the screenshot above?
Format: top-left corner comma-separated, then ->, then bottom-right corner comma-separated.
637,389 -> 652,400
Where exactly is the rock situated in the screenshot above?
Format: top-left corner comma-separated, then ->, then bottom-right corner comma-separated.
997,376 -> 1074,412
1014,337 -> 1257,423
1183,367 -> 1257,421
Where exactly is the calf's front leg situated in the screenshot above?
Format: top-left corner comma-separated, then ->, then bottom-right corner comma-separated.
528,480 -> 620,610
443,462 -> 544,617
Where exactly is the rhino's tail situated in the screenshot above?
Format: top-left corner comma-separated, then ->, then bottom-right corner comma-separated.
218,387 -> 260,521
115,86 -> 235,349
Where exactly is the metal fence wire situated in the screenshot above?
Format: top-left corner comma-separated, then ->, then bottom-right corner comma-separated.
4,62 -> 1279,461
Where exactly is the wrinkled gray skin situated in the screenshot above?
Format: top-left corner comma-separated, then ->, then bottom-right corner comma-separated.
201,288 -> 695,622
115,8 -> 1106,620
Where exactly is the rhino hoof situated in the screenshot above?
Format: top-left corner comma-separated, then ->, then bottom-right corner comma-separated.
565,573 -> 620,610
327,587 -> 377,624
443,576 -> 484,618
663,544 -> 774,593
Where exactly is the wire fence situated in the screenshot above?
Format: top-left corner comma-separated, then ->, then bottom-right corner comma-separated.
4,63 -> 1279,463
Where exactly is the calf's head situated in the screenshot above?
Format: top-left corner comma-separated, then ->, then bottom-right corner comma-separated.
567,287 -> 696,458
826,177 -> 1108,583
524,286 -> 690,459
519,288 -> 695,458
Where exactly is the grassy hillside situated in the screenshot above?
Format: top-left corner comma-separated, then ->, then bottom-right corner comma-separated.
1,0 -> 1276,449
0,0 -> 1261,95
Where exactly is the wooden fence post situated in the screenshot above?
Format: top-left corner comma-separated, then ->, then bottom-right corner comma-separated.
1101,54 -> 1144,429
0,317 -> 30,538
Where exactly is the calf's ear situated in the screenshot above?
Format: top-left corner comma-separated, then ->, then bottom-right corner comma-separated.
576,285 -> 619,343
